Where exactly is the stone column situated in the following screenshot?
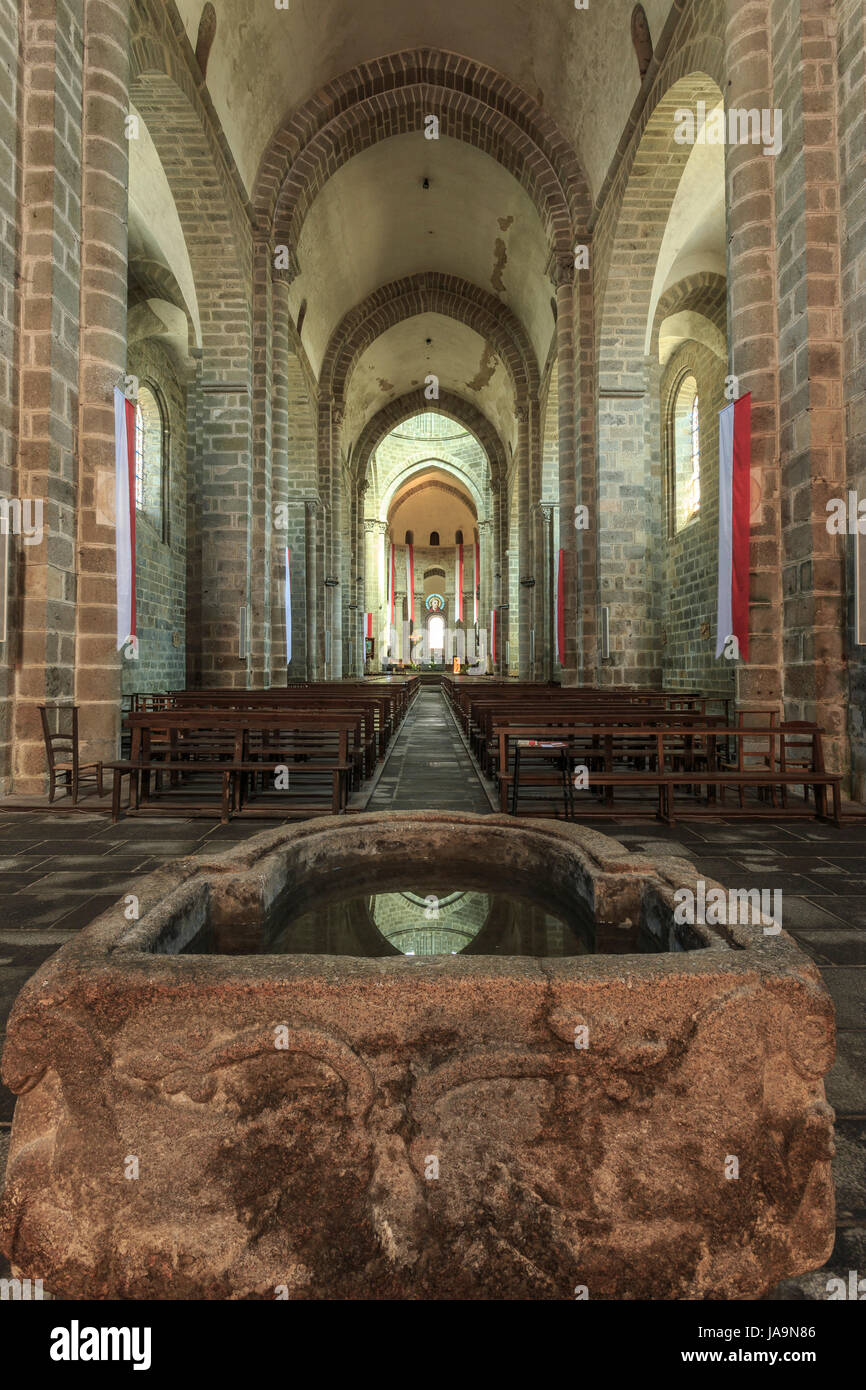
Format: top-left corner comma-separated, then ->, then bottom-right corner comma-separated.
724,0 -> 783,709
250,237 -> 273,687
13,0 -> 86,792
270,270 -> 292,682
304,498 -> 320,679
535,503 -> 556,682
554,256 -> 579,685
529,399 -> 546,680
75,0 -> 131,757
376,520 -> 389,671
516,402 -> 531,677
477,518 -> 493,667
771,0 -> 847,772
576,259 -> 599,685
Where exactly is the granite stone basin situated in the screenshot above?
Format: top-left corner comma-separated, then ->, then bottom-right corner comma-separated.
0,812 -> 835,1299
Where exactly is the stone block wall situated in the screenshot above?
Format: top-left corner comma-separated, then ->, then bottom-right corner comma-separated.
660,342 -> 735,696
122,340 -> 188,695
0,0 -> 18,792
838,0 -> 866,796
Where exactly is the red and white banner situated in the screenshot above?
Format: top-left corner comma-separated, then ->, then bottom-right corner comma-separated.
284,547 -> 292,663
113,387 -> 136,650
555,548 -> 565,665
715,394 -> 751,660
474,539 -> 480,624
490,608 -> 497,663
455,543 -> 464,621
407,544 -> 414,623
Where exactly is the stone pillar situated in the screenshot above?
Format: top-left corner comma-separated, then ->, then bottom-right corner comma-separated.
554,256 -> 579,685
477,518 -> 493,667
250,237 -> 273,687
529,399 -> 546,680
516,402 -> 531,677
270,270 -> 291,682
304,498 -> 320,679
535,503 -> 556,682
576,259 -> 599,685
490,479 -> 506,674
13,0 -> 86,791
75,0 -> 130,758
724,0 -> 783,709
376,520 -> 389,671
771,0 -> 848,773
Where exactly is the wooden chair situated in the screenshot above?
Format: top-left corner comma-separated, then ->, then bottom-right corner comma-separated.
39,704 -> 104,804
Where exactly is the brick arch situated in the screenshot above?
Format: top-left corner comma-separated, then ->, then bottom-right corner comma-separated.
252,49 -> 590,257
650,271 -> 727,359
391,479 -> 479,520
597,68 -> 725,384
322,273 -> 540,407
130,7 -> 253,374
353,390 -> 507,484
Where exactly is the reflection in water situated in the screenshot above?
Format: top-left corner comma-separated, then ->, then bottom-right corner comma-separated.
183,883 -> 665,957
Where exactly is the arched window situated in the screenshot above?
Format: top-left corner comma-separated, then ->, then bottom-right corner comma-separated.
430,531 -> 440,547
455,529 -> 464,546
134,385 -> 166,539
671,374 -> 701,532
404,530 -> 414,545
429,614 -> 445,651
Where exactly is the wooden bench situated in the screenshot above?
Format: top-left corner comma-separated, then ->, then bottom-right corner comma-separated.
113,712 -> 357,821
496,724 -> 842,824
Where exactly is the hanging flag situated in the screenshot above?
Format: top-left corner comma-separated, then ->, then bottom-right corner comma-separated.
716,394 -> 751,660
556,548 -> 565,665
474,539 -> 480,624
113,386 -> 136,651
490,608 -> 497,663
284,547 -> 292,662
407,544 -> 415,623
365,612 -> 373,640
455,542 -> 464,622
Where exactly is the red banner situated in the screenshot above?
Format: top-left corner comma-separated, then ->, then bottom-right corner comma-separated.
408,544 -> 414,623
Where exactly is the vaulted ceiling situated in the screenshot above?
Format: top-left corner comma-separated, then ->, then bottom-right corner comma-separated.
172,0 -> 675,200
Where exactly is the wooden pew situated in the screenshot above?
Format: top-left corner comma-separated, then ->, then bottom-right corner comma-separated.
110,711 -> 359,821
495,723 -> 841,824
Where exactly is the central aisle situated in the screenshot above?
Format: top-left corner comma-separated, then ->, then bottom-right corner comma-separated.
366,688 -> 492,814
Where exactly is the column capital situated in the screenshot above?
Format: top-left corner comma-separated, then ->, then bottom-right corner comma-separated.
363,517 -> 378,533
375,520 -> 389,537
305,497 -> 322,517
272,243 -> 301,286
550,254 -> 575,290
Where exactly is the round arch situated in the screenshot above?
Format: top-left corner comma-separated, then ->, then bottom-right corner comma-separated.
596,65 -> 725,377
352,389 -> 508,485
321,272 -> 540,409
379,457 -> 487,526
252,48 -> 590,254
